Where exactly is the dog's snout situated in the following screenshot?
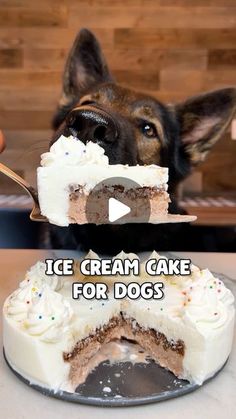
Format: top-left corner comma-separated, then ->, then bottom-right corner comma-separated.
67,106 -> 118,144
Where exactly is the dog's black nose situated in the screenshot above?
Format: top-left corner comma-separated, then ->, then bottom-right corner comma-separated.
66,106 -> 118,144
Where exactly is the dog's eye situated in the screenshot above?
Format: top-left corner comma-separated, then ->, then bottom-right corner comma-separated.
140,121 -> 157,138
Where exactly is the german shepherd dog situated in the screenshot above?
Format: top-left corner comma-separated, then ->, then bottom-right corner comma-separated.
49,29 -> 236,254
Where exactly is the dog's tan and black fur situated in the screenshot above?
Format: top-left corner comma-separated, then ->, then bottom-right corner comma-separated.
50,29 -> 236,253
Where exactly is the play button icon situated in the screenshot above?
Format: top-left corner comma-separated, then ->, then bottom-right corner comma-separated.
108,198 -> 131,222
85,176 -> 151,224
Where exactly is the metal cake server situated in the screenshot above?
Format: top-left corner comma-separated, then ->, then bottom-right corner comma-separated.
0,162 -> 47,222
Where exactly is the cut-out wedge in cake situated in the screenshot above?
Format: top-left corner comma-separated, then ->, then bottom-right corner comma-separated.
37,135 -> 196,226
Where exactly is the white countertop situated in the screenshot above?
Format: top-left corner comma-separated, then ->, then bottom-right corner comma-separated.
0,250 -> 235,419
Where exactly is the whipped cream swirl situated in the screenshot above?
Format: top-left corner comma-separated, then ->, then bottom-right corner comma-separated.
182,270 -> 235,331
41,135 -> 109,167
24,285 -> 73,343
6,262 -> 64,321
20,261 -> 64,292
6,283 -> 40,321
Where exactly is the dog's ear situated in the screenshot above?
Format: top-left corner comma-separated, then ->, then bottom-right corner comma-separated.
61,28 -> 113,105
175,88 -> 236,165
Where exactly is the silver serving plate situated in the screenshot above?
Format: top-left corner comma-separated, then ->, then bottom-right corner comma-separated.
3,349 -> 227,407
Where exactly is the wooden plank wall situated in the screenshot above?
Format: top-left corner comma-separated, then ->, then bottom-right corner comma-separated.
0,0 -> 236,194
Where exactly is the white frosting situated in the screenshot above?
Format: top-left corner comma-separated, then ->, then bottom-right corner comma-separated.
37,135 -> 169,226
3,252 -> 235,390
6,261 -> 64,323
6,283 -> 39,321
41,135 -> 109,167
181,271 -> 234,331
21,261 -> 64,292
85,249 -> 100,260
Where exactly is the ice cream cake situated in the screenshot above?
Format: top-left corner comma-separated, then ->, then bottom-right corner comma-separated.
3,252 -> 234,392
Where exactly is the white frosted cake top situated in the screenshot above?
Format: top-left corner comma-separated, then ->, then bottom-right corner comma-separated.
39,135 -> 168,185
3,252 -> 235,390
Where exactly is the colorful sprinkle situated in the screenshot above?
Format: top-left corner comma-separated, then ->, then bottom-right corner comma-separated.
32,287 -> 37,292
51,316 -> 55,320
217,289 -> 221,293
182,291 -> 186,295
209,286 -> 213,289
39,315 -> 42,319
188,298 -> 191,302
65,152 -> 69,155
38,293 -> 42,297
26,301 -> 30,304
160,308 -> 163,311
214,312 -> 218,316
